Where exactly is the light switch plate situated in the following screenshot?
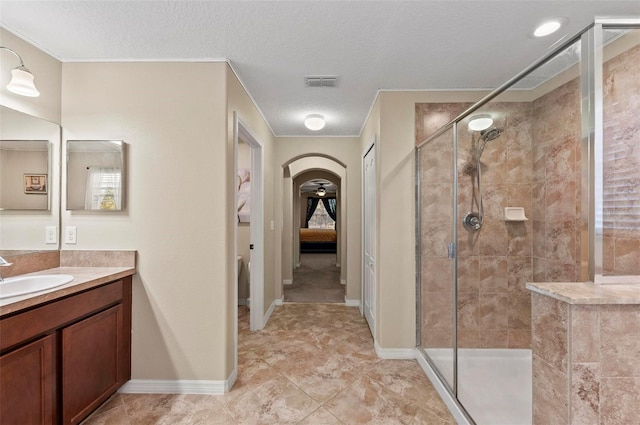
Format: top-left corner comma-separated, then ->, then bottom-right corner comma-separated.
45,226 -> 57,244
65,226 -> 77,244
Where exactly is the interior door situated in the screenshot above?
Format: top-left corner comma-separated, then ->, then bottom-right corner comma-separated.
363,144 -> 376,335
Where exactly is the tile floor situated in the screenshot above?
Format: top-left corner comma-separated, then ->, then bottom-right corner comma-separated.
82,304 -> 455,424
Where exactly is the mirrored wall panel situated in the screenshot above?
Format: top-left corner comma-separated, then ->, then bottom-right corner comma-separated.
0,106 -> 61,252
66,140 -> 126,211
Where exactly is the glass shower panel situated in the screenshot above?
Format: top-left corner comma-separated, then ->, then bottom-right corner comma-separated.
418,126 -> 455,390
455,38 -> 582,424
600,27 -> 640,277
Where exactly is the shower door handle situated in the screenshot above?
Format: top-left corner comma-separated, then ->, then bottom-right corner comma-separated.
447,242 -> 456,259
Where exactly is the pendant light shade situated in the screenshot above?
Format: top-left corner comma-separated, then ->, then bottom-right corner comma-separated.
7,66 -> 40,97
1,47 -> 40,98
316,184 -> 327,197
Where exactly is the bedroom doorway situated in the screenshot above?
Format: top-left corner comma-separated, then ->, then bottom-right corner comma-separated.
284,176 -> 344,303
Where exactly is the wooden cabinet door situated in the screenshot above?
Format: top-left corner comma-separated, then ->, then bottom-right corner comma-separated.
61,305 -> 123,425
0,335 -> 55,425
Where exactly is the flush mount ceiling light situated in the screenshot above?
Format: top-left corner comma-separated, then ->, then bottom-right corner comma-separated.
0,46 -> 40,97
533,18 -> 567,38
468,114 -> 493,132
304,114 -> 325,131
316,184 -> 327,197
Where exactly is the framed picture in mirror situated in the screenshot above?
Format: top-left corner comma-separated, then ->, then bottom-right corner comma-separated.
24,174 -> 47,194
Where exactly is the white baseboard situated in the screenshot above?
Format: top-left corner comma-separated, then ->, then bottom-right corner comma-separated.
344,297 -> 360,307
238,298 -> 248,306
262,299 -> 276,327
340,279 -> 346,285
374,341 -> 416,359
416,351 -> 472,425
274,295 -> 285,306
119,368 -> 237,395
283,279 -> 293,285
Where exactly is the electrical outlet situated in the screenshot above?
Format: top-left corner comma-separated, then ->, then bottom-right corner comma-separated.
65,226 -> 77,244
45,226 -> 57,244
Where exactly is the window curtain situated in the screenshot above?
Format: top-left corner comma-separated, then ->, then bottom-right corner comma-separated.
305,197 -> 320,228
321,197 -> 337,222
85,167 -> 122,210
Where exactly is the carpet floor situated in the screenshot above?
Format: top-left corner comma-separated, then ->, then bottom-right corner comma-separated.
284,253 -> 345,303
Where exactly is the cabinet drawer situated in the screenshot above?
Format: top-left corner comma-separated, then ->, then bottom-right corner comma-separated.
0,280 -> 123,352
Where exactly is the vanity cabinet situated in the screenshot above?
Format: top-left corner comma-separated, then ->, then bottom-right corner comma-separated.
0,276 -> 132,425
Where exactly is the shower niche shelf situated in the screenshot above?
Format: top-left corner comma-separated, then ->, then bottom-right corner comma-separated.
503,207 -> 528,222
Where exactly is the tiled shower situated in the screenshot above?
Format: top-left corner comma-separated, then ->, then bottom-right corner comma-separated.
415,21 -> 639,425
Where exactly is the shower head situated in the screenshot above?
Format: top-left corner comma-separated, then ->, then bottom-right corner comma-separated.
480,127 -> 503,142
476,127 -> 503,158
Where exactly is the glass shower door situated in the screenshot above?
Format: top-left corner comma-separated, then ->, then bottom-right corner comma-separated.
418,126 -> 456,390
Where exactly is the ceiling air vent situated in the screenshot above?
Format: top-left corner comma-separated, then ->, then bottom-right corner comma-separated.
304,75 -> 339,87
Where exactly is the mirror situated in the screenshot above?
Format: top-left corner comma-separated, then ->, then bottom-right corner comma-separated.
0,106 -> 61,252
0,140 -> 50,210
66,140 -> 126,211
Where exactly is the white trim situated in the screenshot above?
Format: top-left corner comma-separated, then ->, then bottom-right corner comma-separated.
118,370 -> 237,395
283,279 -> 293,285
416,351 -> 472,425
340,279 -> 346,285
238,298 -> 248,306
274,296 -> 285,306
262,299 -> 276,327
374,341 -> 416,359
344,297 -> 360,307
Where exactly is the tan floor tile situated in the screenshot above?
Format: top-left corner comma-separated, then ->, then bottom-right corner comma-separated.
298,407 -> 345,424
224,374 -> 319,424
324,376 -> 419,424
89,304 -> 454,425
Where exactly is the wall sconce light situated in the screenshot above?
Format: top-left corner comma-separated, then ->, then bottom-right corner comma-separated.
316,184 -> 327,197
468,114 -> 493,132
304,114 -> 325,131
0,46 -> 40,97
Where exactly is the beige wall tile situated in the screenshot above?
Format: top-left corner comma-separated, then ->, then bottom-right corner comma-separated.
533,355 -> 569,425
532,294 -> 568,372
570,363 -> 600,425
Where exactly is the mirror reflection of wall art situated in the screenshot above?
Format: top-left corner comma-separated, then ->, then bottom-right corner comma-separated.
24,174 -> 47,194
237,168 -> 251,223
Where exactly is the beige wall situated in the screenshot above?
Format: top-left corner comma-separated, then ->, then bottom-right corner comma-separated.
61,61 -> 234,381
226,65 -> 275,369
274,137 -> 361,301
0,28 -> 61,123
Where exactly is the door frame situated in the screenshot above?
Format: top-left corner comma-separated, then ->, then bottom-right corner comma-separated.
362,136 -> 376,336
233,113 -> 265,338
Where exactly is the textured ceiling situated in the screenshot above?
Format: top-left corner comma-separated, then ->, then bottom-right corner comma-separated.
1,1 -> 638,136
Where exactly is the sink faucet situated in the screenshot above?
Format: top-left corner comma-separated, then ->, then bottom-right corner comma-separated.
0,256 -> 13,282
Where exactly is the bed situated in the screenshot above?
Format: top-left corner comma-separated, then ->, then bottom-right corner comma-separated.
300,228 -> 337,253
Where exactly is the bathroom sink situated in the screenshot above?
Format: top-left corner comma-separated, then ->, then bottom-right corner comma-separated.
0,274 -> 74,299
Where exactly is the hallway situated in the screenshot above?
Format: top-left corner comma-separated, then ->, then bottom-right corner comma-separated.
81,304 -> 454,424
284,254 -> 344,303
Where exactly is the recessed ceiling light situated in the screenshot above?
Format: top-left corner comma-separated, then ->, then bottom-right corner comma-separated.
533,18 -> 567,38
304,114 -> 325,131
468,114 -> 493,132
